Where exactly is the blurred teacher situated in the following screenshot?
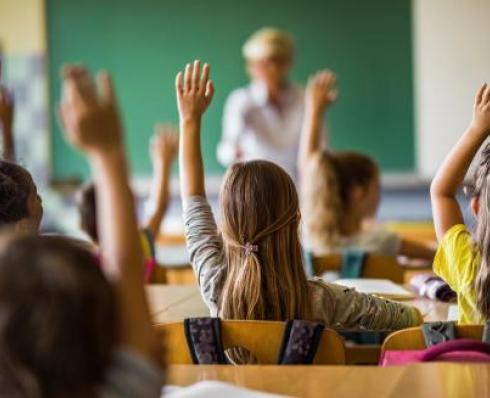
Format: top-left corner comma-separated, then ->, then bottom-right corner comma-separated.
217,28 -> 307,178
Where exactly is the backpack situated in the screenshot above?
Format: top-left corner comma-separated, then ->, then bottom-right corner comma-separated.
380,321 -> 490,366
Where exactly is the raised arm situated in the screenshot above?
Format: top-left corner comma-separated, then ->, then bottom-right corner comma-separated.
298,70 -> 337,173
145,123 -> 178,237
176,60 -> 214,199
430,84 -> 490,241
0,85 -> 15,161
59,66 -> 157,362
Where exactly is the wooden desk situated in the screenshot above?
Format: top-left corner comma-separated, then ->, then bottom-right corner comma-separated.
147,285 -> 209,323
149,285 -> 453,364
147,285 -> 451,324
166,363 -> 490,398
385,221 -> 437,245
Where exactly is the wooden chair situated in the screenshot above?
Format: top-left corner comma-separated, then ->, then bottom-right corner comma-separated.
385,222 -> 437,245
150,233 -> 196,285
381,325 -> 484,353
156,319 -> 346,365
311,253 -> 405,284
150,264 -> 196,285
156,232 -> 187,246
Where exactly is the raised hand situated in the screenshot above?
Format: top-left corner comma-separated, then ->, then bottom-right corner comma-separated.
306,70 -> 338,115
175,60 -> 214,123
471,83 -> 490,134
58,66 -> 122,156
150,123 -> 179,168
298,70 -> 337,170
0,86 -> 15,161
145,123 -> 178,237
431,83 -> 490,241
58,64 -> 158,362
0,86 -> 14,130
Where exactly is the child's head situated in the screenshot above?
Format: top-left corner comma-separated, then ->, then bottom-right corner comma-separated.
77,183 -> 98,242
218,160 -> 312,320
302,151 -> 380,251
0,161 -> 43,232
243,28 -> 294,91
0,234 -> 117,396
470,144 -> 490,319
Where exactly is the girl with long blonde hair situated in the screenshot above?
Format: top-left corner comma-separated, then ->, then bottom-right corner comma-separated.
177,60 -> 422,329
299,71 -> 435,260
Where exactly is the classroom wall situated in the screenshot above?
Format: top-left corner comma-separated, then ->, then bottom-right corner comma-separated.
5,1 -> 489,183
47,0 -> 415,180
0,0 -> 50,186
413,0 -> 490,178
0,0 -> 46,54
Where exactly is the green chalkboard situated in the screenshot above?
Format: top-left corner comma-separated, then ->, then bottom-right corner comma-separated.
47,0 -> 414,179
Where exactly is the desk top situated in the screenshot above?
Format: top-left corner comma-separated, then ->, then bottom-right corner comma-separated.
146,284 -> 451,324
166,363 -> 490,398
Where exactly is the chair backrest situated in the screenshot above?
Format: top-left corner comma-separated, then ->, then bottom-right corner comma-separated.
312,253 -> 405,283
150,263 -> 196,284
157,319 -> 346,365
381,325 -> 484,353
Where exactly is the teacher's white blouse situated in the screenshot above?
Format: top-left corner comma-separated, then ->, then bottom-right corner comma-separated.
217,80 -> 305,178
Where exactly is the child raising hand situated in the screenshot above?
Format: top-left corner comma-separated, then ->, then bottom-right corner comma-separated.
299,70 -> 435,261
431,83 -> 490,324
177,60 -> 421,334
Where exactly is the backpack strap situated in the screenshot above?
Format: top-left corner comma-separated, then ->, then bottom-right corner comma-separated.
483,320 -> 490,344
340,249 -> 367,279
184,317 -> 227,364
277,320 -> 324,364
304,250 -> 315,277
422,321 -> 456,347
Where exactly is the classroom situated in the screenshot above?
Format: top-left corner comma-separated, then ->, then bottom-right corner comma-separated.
0,0 -> 489,397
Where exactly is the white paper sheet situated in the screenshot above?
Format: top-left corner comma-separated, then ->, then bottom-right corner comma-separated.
163,381 -> 291,398
334,278 -> 415,299
447,304 -> 459,321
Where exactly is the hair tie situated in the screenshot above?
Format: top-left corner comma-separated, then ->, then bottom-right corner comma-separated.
244,242 -> 259,256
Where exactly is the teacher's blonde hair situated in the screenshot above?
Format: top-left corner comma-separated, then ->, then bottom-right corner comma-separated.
242,27 -> 295,62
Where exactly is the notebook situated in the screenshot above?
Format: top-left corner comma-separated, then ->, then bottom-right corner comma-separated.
447,304 -> 459,321
163,381 -> 291,397
334,278 -> 416,300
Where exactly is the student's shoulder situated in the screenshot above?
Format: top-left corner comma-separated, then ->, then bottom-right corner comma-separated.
361,228 -> 400,253
363,227 -> 398,242
99,349 -> 163,398
434,224 -> 479,286
437,224 -> 476,258
441,223 -> 473,242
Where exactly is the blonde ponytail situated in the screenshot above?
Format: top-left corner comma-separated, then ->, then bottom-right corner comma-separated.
219,161 -> 312,322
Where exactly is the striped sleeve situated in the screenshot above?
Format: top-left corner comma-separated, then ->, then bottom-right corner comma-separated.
183,196 -> 226,314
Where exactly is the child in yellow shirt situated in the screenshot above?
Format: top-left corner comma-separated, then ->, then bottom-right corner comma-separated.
431,83 -> 490,324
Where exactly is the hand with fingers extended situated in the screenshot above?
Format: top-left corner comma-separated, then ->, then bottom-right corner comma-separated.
150,123 -> 179,168
471,83 -> 490,134
175,60 -> 214,124
306,70 -> 338,115
58,65 -> 122,156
